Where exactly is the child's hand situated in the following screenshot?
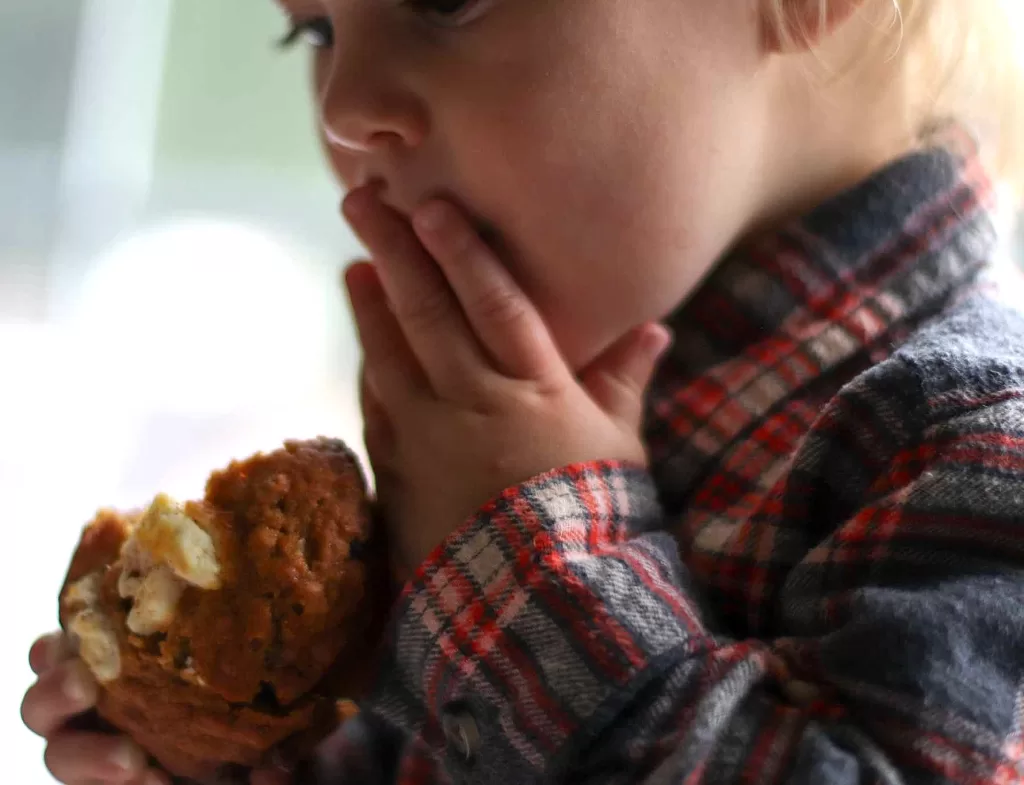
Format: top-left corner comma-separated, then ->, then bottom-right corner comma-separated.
21,631 -> 165,785
22,632 -> 291,785
343,188 -> 672,575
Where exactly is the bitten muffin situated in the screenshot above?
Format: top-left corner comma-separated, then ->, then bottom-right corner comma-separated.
58,438 -> 390,781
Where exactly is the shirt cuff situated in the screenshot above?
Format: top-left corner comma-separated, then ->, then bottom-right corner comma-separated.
366,460 -> 709,782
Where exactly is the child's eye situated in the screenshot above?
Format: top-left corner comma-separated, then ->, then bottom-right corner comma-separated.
277,0 -> 488,52
403,0 -> 489,27
278,17 -> 335,50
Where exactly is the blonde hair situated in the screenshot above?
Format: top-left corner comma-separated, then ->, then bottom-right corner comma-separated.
768,0 -> 1024,196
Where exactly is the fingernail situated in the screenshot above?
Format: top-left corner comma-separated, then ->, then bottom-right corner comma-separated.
43,634 -> 66,671
414,201 -> 449,233
109,742 -> 144,774
62,666 -> 96,708
648,324 -> 674,355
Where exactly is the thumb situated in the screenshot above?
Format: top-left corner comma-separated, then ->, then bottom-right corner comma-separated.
580,323 -> 672,427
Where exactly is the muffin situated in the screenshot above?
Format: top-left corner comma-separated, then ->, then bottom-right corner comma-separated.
58,438 -> 389,781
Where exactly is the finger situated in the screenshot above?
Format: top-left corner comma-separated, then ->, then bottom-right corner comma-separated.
30,632 -> 72,675
413,199 -> 565,383
359,367 -> 396,466
343,187 -> 488,395
345,262 -> 426,409
580,324 -> 672,428
22,659 -> 99,738
44,732 -> 148,784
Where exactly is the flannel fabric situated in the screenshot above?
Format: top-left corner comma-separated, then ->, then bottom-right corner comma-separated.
303,138 -> 1024,785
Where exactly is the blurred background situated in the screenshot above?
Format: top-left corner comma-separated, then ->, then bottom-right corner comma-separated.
2,2 -> 367,780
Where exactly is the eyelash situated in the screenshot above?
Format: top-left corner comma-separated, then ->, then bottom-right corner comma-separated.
278,0 -> 481,51
278,17 -> 334,50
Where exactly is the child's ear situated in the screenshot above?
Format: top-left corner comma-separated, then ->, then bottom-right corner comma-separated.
761,0 -> 872,53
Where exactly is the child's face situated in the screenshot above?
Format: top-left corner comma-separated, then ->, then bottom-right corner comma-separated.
278,0 -> 774,368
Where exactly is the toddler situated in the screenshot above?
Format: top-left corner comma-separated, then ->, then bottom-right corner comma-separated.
22,1 -> 1024,783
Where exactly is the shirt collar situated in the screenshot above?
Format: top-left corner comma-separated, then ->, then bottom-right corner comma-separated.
645,131 -> 999,509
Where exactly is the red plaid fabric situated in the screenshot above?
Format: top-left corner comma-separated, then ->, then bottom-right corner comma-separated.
310,137 -> 1024,784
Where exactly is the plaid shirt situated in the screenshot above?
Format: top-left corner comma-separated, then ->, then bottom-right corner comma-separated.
301,140 -> 1024,785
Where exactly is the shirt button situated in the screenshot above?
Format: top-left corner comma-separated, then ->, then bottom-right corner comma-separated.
783,679 -> 822,706
442,708 -> 481,762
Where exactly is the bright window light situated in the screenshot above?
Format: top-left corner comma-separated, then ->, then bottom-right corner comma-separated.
71,219 -> 333,412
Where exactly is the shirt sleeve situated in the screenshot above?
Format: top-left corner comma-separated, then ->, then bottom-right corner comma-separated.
340,383 -> 1024,785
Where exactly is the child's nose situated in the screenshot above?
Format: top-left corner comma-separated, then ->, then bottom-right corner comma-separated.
317,47 -> 427,155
